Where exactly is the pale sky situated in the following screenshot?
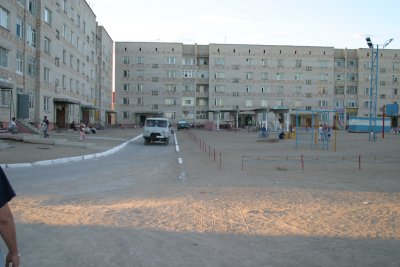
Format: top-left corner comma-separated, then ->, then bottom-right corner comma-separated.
90,0 -> 399,49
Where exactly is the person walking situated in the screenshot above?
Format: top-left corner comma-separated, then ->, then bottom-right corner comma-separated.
79,120 -> 86,141
42,116 -> 50,138
0,166 -> 20,267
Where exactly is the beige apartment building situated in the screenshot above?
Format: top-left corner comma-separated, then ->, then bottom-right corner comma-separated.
115,42 -> 399,129
0,0 -> 113,130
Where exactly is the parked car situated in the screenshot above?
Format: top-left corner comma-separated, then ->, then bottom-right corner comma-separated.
143,118 -> 171,145
177,119 -> 190,130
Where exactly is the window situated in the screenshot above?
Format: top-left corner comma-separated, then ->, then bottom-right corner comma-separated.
319,87 -> 328,95
123,112 -> 129,119
347,100 -> 357,107
44,67 -> 50,82
320,74 -> 329,81
347,86 -> 357,94
335,86 -> 344,95
166,71 -> 176,78
215,72 -> 225,79
306,67 -> 312,71
137,56 -> 144,64
319,60 -> 329,68
43,96 -> 50,111
261,100 -> 268,107
165,99 -> 176,106
276,73 -> 283,80
137,84 -> 143,92
215,58 -> 225,66
123,98 -> 130,105
0,6 -> 10,29
165,112 -> 177,119
214,98 -> 223,106
294,73 -> 302,81
277,59 -> 283,67
393,88 -> 398,96
123,84 -> 130,91
262,59 -> 267,66
152,64 -> 158,68
246,86 -> 253,93
183,70 -> 195,78
16,18 -> 24,39
56,30 -> 60,40
246,72 -> 253,80
380,94 -> 386,99
295,86 -> 302,95
165,84 -> 176,92
152,91 -> 158,96
137,98 -> 143,105
137,70 -> 144,78
306,80 -> 312,85
262,72 -> 268,80
182,58 -> 194,65
151,104 -> 158,110
0,46 -> 9,68
295,60 -> 302,67
246,58 -> 254,66
62,75 -> 66,88
29,0 -> 36,15
62,50 -> 66,64
335,100 -> 344,108
123,70 -> 129,77
28,91 -> 35,109
215,85 -> 224,93
183,84 -> 194,92
245,100 -> 253,107
16,51 -> 23,74
347,73 -> 357,82
44,8 -> 52,24
28,25 -> 37,47
44,37 -> 51,54
318,100 -> 328,107
69,55 -> 73,68
305,93 -> 312,98
123,56 -> 129,64
27,56 -> 36,76
336,74 -> 344,81
165,57 -> 176,64
363,100 -> 371,109
198,71 -> 208,79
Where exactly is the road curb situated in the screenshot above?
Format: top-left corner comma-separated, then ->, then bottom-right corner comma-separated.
1,134 -> 143,169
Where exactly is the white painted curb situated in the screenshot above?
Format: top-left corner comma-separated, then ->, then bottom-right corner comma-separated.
3,134 -> 143,168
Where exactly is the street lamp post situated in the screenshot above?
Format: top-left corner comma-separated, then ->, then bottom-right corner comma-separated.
366,37 -> 393,141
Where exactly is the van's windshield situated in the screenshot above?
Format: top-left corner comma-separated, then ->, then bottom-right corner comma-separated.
145,120 -> 167,127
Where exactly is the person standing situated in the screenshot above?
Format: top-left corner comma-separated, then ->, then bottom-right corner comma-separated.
42,116 -> 50,138
0,166 -> 20,267
79,120 -> 86,141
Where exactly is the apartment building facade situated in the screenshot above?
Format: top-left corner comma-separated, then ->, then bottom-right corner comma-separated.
115,42 -> 399,129
0,0 -> 113,129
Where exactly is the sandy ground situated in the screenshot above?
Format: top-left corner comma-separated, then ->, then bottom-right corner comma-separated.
1,128 -> 400,266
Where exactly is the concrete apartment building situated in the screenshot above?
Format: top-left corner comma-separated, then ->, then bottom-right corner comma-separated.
0,0 -> 113,130
115,42 -> 399,129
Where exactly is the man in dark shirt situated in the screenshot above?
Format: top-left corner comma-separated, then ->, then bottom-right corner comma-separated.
0,166 -> 20,266
43,115 -> 50,138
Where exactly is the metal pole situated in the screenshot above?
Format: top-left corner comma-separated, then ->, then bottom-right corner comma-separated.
382,105 -> 385,138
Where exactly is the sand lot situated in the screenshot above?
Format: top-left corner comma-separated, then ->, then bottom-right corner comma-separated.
3,129 -> 400,266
